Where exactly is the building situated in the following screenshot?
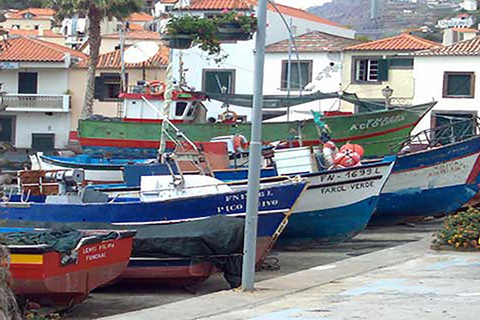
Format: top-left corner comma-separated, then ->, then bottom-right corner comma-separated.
443,28 -> 478,45
5,28 -> 66,46
437,13 -> 475,29
413,36 -> 480,135
263,31 -> 361,120
81,30 -> 162,55
168,0 -> 356,121
71,46 -> 168,128
0,8 -> 56,31
340,33 -> 439,112
0,36 -> 86,149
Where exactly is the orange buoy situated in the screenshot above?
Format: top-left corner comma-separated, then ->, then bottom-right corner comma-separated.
340,143 -> 364,157
334,151 -> 361,168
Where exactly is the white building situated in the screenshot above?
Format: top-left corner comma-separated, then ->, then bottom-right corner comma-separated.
413,36 -> 480,136
462,0 -> 477,11
168,0 -> 355,121
437,13 -> 475,29
0,36 -> 86,149
263,31 -> 361,121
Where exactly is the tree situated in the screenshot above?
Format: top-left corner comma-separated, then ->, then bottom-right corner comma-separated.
46,0 -> 143,118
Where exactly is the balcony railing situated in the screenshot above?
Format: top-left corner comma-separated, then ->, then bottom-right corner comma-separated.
2,94 -> 70,112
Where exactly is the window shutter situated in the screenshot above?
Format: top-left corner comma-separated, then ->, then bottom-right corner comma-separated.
378,59 -> 389,81
94,76 -> 105,100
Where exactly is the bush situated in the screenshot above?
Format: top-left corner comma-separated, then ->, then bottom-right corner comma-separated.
434,207 -> 480,249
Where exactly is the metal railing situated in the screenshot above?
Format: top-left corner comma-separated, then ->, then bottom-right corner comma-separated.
2,94 -> 69,112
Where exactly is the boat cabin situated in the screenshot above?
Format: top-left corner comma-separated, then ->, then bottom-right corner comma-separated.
119,83 -> 206,124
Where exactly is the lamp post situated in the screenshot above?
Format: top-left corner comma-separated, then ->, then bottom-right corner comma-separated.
382,85 -> 393,109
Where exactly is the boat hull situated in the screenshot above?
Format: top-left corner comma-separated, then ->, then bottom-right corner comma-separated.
372,136 -> 480,224
280,160 -> 394,244
9,234 -> 134,306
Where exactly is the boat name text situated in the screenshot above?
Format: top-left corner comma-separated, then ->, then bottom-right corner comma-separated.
350,115 -> 405,131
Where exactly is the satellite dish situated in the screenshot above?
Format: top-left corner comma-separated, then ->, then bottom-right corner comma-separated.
124,41 -> 159,64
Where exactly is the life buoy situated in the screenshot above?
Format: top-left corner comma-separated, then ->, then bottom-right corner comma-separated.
334,151 -> 361,168
220,110 -> 238,124
233,134 -> 248,153
146,80 -> 166,95
322,141 -> 338,167
340,143 -> 364,157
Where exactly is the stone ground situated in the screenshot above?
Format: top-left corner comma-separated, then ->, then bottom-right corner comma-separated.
65,219 -> 442,319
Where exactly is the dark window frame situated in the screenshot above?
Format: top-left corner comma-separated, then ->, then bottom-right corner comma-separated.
96,72 -> 128,102
388,57 -> 414,70
443,71 -> 475,98
202,69 -> 236,94
280,59 -> 313,91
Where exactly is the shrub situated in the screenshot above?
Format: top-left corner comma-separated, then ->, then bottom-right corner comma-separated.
434,207 -> 480,249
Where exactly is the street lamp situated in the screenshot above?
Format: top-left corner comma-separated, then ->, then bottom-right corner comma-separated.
382,85 -> 394,109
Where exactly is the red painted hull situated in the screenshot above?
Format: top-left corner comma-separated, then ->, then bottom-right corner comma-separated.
10,235 -> 134,306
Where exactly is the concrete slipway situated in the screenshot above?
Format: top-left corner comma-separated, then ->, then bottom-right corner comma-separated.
98,234 -> 480,320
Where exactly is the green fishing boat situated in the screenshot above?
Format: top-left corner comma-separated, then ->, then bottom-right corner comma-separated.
314,102 -> 437,157
76,90 -> 435,158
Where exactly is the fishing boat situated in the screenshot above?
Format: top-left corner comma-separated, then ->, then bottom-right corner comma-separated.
272,147 -> 395,244
371,121 -> 480,224
76,87 -> 434,159
312,102 -> 436,157
2,167 -> 307,285
3,227 -> 135,306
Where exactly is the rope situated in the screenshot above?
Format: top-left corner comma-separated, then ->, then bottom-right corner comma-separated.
159,51 -> 174,159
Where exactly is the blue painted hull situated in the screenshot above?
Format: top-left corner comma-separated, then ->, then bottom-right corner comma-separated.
372,135 -> 480,224
0,181 -> 306,239
279,196 -> 378,244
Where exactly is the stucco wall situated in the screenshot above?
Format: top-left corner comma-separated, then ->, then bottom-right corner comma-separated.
413,55 -> 480,133
0,19 -> 52,30
340,51 -> 415,112
1,67 -> 69,94
69,67 -> 166,129
264,51 -> 343,114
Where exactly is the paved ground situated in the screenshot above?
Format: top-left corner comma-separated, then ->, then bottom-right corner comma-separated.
64,219 -> 442,319
98,220 -> 480,320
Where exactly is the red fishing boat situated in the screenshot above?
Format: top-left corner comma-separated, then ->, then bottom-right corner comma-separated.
5,228 -> 135,306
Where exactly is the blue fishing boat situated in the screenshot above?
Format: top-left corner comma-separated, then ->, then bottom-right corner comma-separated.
371,134 -> 480,224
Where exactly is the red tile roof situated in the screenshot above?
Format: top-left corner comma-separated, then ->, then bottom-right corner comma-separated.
185,0 -> 347,29
128,12 -> 153,22
451,27 -> 478,33
266,31 -> 361,52
75,47 -> 169,69
103,30 -> 160,40
6,8 -> 56,20
161,0 -> 179,3
345,33 -> 439,51
415,36 -> 480,56
0,36 -> 86,62
7,29 -> 64,38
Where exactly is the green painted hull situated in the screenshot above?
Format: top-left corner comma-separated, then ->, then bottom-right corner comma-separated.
78,119 -> 319,144
77,102 -> 434,158
320,102 -> 436,157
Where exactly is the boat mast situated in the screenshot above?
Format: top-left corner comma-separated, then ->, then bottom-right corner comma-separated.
158,49 -> 174,160
242,0 -> 267,292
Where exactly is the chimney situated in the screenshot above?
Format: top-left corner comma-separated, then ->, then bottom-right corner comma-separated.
443,28 -> 455,45
38,24 -> 44,37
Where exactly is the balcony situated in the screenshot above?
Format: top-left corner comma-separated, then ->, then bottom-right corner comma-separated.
1,94 -> 70,113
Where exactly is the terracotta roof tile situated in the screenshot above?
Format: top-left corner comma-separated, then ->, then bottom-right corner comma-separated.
415,35 -> 480,56
7,29 -> 64,38
345,33 -> 439,51
0,36 -> 86,62
185,0 -> 347,29
266,31 -> 361,52
161,0 -> 179,3
6,8 -> 56,20
129,12 -> 153,22
75,47 -> 169,69
451,27 -> 478,33
103,30 -> 160,40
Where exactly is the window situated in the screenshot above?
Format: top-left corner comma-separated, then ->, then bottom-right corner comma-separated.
281,60 -> 312,90
18,72 -> 38,94
389,58 -> 414,69
353,57 -> 388,83
0,117 -> 14,143
175,102 -> 188,117
94,73 -> 127,101
443,72 -> 475,98
32,133 -> 55,150
202,69 -> 235,94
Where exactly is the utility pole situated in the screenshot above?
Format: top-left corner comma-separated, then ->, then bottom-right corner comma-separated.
241,0 -> 267,292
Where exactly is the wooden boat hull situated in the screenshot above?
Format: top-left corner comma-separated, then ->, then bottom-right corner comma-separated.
8,231 -> 134,306
317,102 -> 436,157
371,135 -> 480,224
280,159 -> 394,244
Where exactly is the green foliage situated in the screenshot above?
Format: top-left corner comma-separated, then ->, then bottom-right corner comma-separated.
434,207 -> 480,249
0,0 -> 43,10
215,11 -> 257,33
44,0 -> 144,21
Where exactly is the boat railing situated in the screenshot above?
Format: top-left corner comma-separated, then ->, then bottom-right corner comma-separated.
392,117 -> 480,152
